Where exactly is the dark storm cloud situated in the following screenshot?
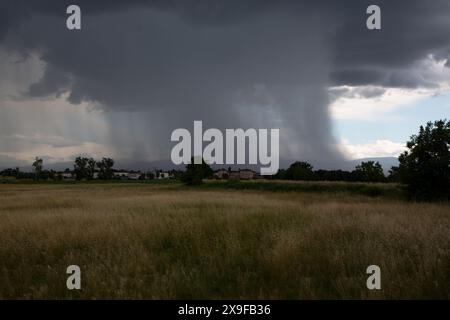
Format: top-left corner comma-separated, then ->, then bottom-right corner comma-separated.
1,0 -> 450,165
28,64 -> 72,97
328,86 -> 387,103
3,0 -> 450,88
330,0 -> 450,87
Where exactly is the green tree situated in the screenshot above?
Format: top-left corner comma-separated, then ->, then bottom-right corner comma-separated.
285,161 -> 315,180
275,169 -> 287,179
32,157 -> 43,181
74,157 -> 88,180
387,166 -> 401,182
352,161 -> 385,182
74,157 -> 97,180
98,158 -> 114,180
87,158 -> 96,180
398,119 -> 450,200
181,158 -> 213,185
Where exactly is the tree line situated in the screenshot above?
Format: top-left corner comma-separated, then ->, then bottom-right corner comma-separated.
73,157 -> 115,180
1,119 -> 449,201
274,160 -> 387,183
181,119 -> 450,201
0,157 -> 117,181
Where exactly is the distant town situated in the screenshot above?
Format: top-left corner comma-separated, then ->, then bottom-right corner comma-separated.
0,155 -> 392,183
0,156 -> 263,182
0,166 -> 263,181
0,168 -> 265,181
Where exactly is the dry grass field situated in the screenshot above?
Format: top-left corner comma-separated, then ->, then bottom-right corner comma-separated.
0,182 -> 449,299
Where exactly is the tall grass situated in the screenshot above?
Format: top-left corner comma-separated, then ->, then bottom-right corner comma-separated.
0,183 -> 448,299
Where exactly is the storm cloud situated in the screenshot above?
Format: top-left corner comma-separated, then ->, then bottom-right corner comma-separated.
1,0 -> 450,168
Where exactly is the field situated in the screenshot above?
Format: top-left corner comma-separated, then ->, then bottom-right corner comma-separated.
0,181 -> 449,299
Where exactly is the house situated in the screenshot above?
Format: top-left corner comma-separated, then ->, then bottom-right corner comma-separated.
228,171 -> 240,179
156,172 -> 171,179
113,172 -> 129,179
61,172 -> 73,179
214,169 -> 256,180
238,169 -> 256,180
128,172 -> 142,180
214,169 -> 229,179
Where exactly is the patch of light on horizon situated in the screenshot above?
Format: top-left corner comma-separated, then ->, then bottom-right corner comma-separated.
329,55 -> 450,120
339,138 -> 406,160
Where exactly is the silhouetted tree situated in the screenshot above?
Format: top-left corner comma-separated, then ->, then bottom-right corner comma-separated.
181,158 -> 213,185
87,158 -> 96,180
73,157 -> 98,180
285,161 -> 315,180
275,169 -> 287,179
1,167 -> 20,178
398,119 -> 450,200
352,161 -> 385,182
387,166 -> 401,182
32,157 -> 43,181
74,157 -> 89,180
97,157 -> 114,180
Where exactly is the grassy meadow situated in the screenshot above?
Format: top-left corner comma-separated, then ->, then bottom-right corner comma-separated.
0,181 -> 449,299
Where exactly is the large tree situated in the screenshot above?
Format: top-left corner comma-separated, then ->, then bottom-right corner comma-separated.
285,161 -> 315,180
352,161 -> 385,182
74,157 -> 95,180
32,157 -> 43,181
181,158 -> 213,185
398,119 -> 450,200
87,158 -> 97,180
97,158 -> 115,180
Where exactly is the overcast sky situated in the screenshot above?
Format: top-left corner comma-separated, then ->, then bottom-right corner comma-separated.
1,0 -> 450,170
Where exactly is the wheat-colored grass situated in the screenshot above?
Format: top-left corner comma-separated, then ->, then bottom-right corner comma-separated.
0,183 -> 448,299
